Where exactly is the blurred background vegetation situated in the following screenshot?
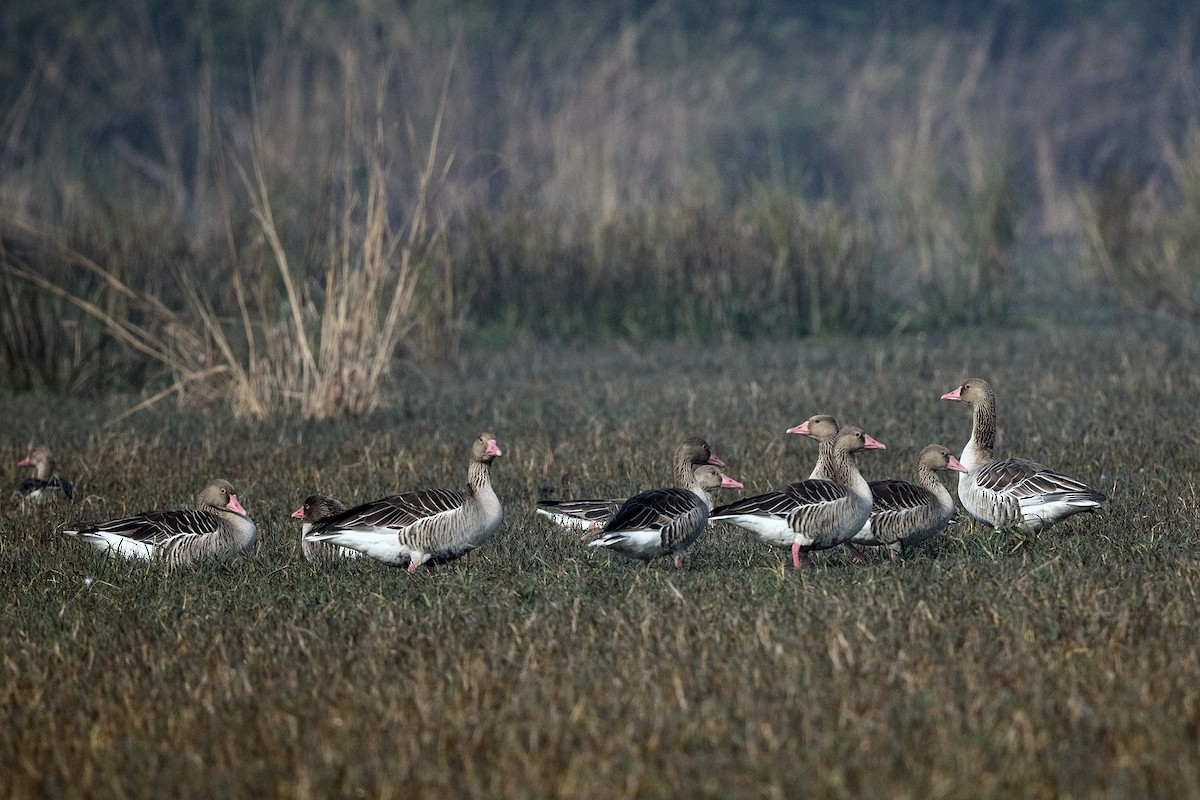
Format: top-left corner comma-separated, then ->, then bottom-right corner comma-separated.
2,0 -> 1198,412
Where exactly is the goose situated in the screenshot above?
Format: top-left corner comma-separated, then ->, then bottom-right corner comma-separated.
13,444 -> 75,504
64,479 -> 256,566
587,464 -> 743,568
536,436 -> 725,532
711,426 -> 885,568
291,494 -> 361,562
941,378 -> 1107,532
787,415 -> 869,563
851,444 -> 967,558
305,433 -> 503,572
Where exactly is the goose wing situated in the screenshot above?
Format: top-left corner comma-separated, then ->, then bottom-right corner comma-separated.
604,488 -> 698,533
74,509 -> 222,546
536,498 -> 624,526
13,477 -> 46,499
712,480 -> 847,521
313,488 -> 466,535
870,479 -> 936,512
712,490 -> 794,519
976,458 -> 1107,503
780,479 -> 852,530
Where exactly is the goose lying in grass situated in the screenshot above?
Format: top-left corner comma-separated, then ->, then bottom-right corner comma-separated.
536,436 -> 725,533
13,444 -> 75,505
305,433 -> 503,573
941,378 -> 1106,533
711,426 -> 885,568
64,479 -> 256,566
291,494 -> 360,562
587,464 -> 742,568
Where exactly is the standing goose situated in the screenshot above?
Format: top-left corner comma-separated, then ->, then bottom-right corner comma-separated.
587,464 -> 743,568
13,444 -> 75,504
291,494 -> 360,562
305,433 -> 504,572
851,444 -> 967,559
536,436 -> 726,532
941,378 -> 1107,532
787,415 -> 868,563
64,479 -> 256,566
711,426 -> 885,568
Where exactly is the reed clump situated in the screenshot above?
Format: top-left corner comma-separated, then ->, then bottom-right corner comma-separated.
3,4 -> 1200,409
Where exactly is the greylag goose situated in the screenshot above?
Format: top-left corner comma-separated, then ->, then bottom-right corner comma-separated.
787,414 -> 869,563
941,378 -> 1107,532
305,433 -> 503,572
64,479 -> 256,566
711,426 -> 885,568
13,444 -> 75,504
291,494 -> 361,562
536,436 -> 725,532
851,444 -> 966,558
587,464 -> 743,568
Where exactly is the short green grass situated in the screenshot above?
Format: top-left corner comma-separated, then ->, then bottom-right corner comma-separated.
3,318 -> 1199,799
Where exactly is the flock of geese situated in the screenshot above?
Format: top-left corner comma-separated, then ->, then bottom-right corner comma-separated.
12,378 -> 1109,571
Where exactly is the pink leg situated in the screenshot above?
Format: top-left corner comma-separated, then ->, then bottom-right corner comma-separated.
844,542 -> 867,564
407,561 -> 419,574
791,542 -> 812,569
791,542 -> 801,569
673,555 -> 684,569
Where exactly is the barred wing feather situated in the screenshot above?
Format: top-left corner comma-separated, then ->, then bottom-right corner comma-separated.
870,479 -> 938,512
605,488 -> 699,532
975,458 -> 1106,502
536,499 -> 623,527
713,479 -> 848,520
315,488 -> 466,534
76,508 -> 223,545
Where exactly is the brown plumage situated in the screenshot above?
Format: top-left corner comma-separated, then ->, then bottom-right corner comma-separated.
535,436 -> 725,534
305,433 -> 504,572
64,480 -> 256,566
787,414 -> 869,563
291,494 -> 360,562
13,444 -> 75,505
941,378 -> 1107,533
587,464 -> 743,568
712,426 -> 885,568
851,444 -> 966,558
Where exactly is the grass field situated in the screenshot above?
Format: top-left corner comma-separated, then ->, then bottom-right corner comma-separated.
3,317 -> 1199,798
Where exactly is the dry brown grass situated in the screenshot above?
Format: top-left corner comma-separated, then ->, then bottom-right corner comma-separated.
1,318 -> 1197,798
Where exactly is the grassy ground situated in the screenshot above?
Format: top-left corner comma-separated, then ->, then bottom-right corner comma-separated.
2,317 -> 1199,799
